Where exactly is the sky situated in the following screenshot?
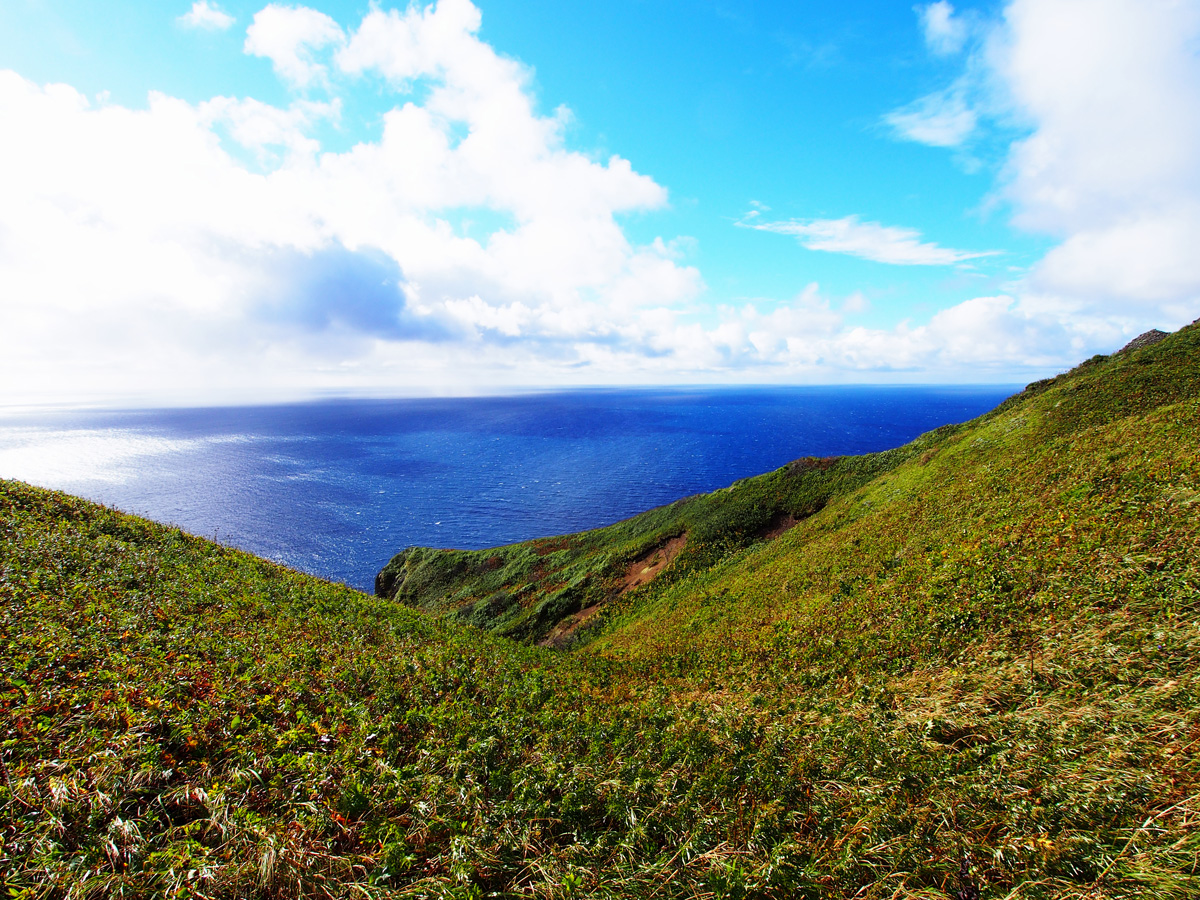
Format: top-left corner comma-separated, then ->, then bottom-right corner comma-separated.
1,0 -> 1198,406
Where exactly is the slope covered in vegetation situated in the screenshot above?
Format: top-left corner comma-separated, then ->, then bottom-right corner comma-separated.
375,433 -> 955,646
3,322 -> 1199,899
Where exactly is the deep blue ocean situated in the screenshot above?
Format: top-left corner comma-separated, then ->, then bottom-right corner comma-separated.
0,387 -> 1018,592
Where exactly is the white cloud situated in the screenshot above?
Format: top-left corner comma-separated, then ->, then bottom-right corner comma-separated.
0,0 -> 703,406
201,95 -> 339,163
740,214 -> 998,266
4,0 -> 1197,406
712,292 -> 1090,377
842,292 -> 869,314
244,4 -> 345,88
595,288 -> 1086,381
872,0 -> 1200,366
886,4 -> 981,146
995,0 -> 1200,317
884,83 -> 977,147
920,2 -> 968,55
335,1 -> 666,225
179,1 -> 235,31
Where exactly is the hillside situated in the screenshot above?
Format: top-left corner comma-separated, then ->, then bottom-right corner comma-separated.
3,322 -> 1199,898
375,429 -> 956,647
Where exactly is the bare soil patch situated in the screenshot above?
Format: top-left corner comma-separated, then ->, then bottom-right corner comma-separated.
760,513 -> 799,541
621,533 -> 687,594
538,535 -> 688,648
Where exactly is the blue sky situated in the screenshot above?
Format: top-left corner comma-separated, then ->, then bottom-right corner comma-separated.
1,0 -> 1198,405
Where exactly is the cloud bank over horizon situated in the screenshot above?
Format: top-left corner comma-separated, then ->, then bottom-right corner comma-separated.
1,0 -> 1198,406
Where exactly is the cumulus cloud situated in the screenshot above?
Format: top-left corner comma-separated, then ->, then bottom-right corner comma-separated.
201,95 -> 339,164
179,1 -> 235,31
248,243 -> 452,341
692,292 -> 1083,378
996,0 -> 1200,319
595,287 -> 1080,382
867,0 -> 1200,372
245,4 -> 345,88
4,0 -> 1198,405
0,1 -> 702,405
740,214 -> 998,266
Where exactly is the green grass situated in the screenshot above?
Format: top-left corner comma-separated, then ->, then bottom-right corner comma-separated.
377,423 -> 960,646
2,323 -> 1199,898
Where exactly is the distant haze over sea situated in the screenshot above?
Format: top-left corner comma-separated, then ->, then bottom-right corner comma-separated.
0,387 -> 1017,591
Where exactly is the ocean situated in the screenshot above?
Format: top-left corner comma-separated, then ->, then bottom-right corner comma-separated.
0,386 -> 1018,592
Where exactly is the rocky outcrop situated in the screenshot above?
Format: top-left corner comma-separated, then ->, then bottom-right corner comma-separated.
1118,329 -> 1169,354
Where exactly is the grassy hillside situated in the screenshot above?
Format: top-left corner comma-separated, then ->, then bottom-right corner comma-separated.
3,323 -> 1199,898
375,433 -> 958,646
